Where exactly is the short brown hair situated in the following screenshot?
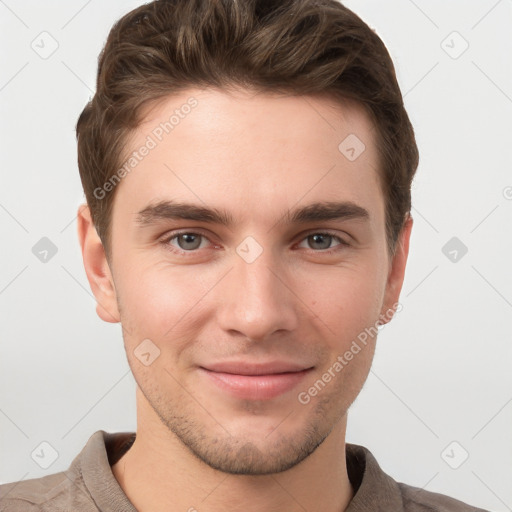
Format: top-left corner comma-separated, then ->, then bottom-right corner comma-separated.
76,0 -> 419,259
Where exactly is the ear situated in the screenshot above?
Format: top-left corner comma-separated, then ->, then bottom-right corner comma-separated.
77,204 -> 121,323
378,214 -> 413,325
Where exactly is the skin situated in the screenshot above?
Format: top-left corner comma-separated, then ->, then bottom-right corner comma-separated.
77,86 -> 412,512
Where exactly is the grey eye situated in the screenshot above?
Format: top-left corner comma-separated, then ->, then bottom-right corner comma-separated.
175,233 -> 204,251
306,234 -> 335,250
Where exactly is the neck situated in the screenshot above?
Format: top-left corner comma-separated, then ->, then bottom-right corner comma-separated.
112,388 -> 354,512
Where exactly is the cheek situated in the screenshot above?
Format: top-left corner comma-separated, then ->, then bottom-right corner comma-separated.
299,270 -> 381,408
114,260 -> 221,351
114,270 -> 205,390
299,262 -> 385,340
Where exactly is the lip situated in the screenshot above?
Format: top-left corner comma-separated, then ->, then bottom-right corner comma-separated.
202,360 -> 311,375
199,361 -> 314,400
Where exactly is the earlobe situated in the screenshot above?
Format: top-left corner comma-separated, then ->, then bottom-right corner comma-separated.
378,214 -> 413,326
76,203 -> 121,323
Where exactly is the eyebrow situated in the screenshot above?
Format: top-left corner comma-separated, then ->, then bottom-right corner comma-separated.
135,200 -> 370,228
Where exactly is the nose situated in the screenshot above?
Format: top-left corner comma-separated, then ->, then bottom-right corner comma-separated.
216,244 -> 300,342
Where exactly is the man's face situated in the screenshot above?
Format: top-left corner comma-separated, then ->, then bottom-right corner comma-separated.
86,87 -> 410,474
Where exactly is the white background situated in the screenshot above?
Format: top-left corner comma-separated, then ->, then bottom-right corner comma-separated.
0,1 -> 511,510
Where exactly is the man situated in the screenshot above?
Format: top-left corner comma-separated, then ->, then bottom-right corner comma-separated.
0,0 -> 490,510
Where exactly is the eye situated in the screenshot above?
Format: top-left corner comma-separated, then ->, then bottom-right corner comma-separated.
297,232 -> 349,252
164,231 -> 212,253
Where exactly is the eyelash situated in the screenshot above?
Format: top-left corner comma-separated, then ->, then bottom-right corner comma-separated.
160,229 -> 350,257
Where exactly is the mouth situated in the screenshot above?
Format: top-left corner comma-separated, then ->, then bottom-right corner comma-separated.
198,361 -> 314,400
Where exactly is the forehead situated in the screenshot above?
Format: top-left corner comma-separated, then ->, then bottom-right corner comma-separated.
113,87 -> 383,229
134,86 -> 375,154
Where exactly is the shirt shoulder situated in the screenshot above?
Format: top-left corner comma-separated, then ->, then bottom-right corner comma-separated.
345,443 -> 491,512
0,430 -> 136,512
0,469 -> 95,512
398,481 -> 491,512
